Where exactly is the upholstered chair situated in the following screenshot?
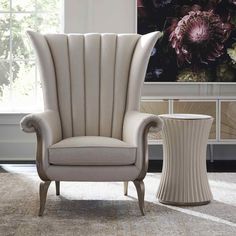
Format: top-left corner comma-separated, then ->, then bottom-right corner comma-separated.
20,31 -> 163,216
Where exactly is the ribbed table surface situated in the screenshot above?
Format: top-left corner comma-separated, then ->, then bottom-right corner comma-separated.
159,114 -> 212,120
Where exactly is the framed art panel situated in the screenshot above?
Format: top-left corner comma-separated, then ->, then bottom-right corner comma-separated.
137,0 -> 236,83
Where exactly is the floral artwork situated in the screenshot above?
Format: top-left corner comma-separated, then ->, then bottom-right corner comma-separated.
138,0 -> 236,82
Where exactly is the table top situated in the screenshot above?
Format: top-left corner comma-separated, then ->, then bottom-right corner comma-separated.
159,114 -> 213,120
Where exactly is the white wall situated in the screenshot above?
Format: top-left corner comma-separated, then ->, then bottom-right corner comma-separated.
64,0 -> 137,33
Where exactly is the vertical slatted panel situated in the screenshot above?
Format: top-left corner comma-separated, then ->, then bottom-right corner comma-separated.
112,35 -> 139,139
99,34 -> 117,137
84,34 -> 101,136
44,33 -> 143,139
45,34 -> 72,138
68,35 -> 85,136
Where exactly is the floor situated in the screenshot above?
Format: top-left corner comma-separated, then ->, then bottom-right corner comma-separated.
0,165 -> 236,236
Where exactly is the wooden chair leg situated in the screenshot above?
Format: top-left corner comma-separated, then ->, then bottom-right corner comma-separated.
133,180 -> 145,216
124,181 -> 128,196
39,181 -> 51,216
55,181 -> 60,196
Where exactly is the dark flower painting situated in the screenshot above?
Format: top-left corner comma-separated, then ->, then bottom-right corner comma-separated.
138,0 -> 236,82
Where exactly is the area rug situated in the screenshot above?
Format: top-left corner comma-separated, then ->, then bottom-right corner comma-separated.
0,165 -> 236,236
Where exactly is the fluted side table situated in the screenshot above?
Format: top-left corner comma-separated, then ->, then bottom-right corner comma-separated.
157,114 -> 213,206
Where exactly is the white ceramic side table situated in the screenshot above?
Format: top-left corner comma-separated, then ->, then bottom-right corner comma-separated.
157,114 -> 213,205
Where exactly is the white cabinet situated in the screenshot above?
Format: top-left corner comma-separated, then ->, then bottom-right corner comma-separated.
141,97 -> 236,144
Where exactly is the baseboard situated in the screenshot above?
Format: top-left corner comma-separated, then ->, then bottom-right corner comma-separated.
148,160 -> 236,172
0,156 -> 35,161
0,160 -> 235,172
0,160 -> 35,164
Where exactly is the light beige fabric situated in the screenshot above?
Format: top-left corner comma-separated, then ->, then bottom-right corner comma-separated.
20,110 -> 62,178
157,116 -> 213,204
123,111 -> 163,171
49,136 -> 136,166
126,32 -> 163,111
35,33 -> 140,139
20,31 -> 163,182
46,166 -> 140,182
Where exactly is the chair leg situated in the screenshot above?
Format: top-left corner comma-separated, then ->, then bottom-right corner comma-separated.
55,181 -> 60,196
39,181 -> 51,216
133,180 -> 145,216
124,181 -> 128,196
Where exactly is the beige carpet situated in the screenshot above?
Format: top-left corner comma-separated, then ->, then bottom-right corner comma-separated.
0,165 -> 236,236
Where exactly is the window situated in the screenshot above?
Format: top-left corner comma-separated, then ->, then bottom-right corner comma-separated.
0,0 -> 63,112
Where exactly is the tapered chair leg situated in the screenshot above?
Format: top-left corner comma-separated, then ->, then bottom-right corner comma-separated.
55,181 -> 60,196
39,181 -> 51,216
124,181 -> 128,196
133,180 -> 145,216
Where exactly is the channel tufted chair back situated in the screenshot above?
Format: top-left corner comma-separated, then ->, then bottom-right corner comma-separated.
28,32 -> 158,139
21,31 -> 163,216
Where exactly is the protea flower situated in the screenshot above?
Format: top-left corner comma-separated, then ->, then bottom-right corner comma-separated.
169,10 -> 231,64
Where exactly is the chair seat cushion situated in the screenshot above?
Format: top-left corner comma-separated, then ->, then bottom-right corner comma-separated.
48,136 -> 137,166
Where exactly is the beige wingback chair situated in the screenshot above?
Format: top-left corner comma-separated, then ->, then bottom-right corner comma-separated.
20,31 -> 163,216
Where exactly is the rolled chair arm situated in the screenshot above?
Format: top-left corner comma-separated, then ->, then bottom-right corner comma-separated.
123,111 -> 163,179
123,111 -> 163,146
20,110 -> 62,145
20,110 -> 62,180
